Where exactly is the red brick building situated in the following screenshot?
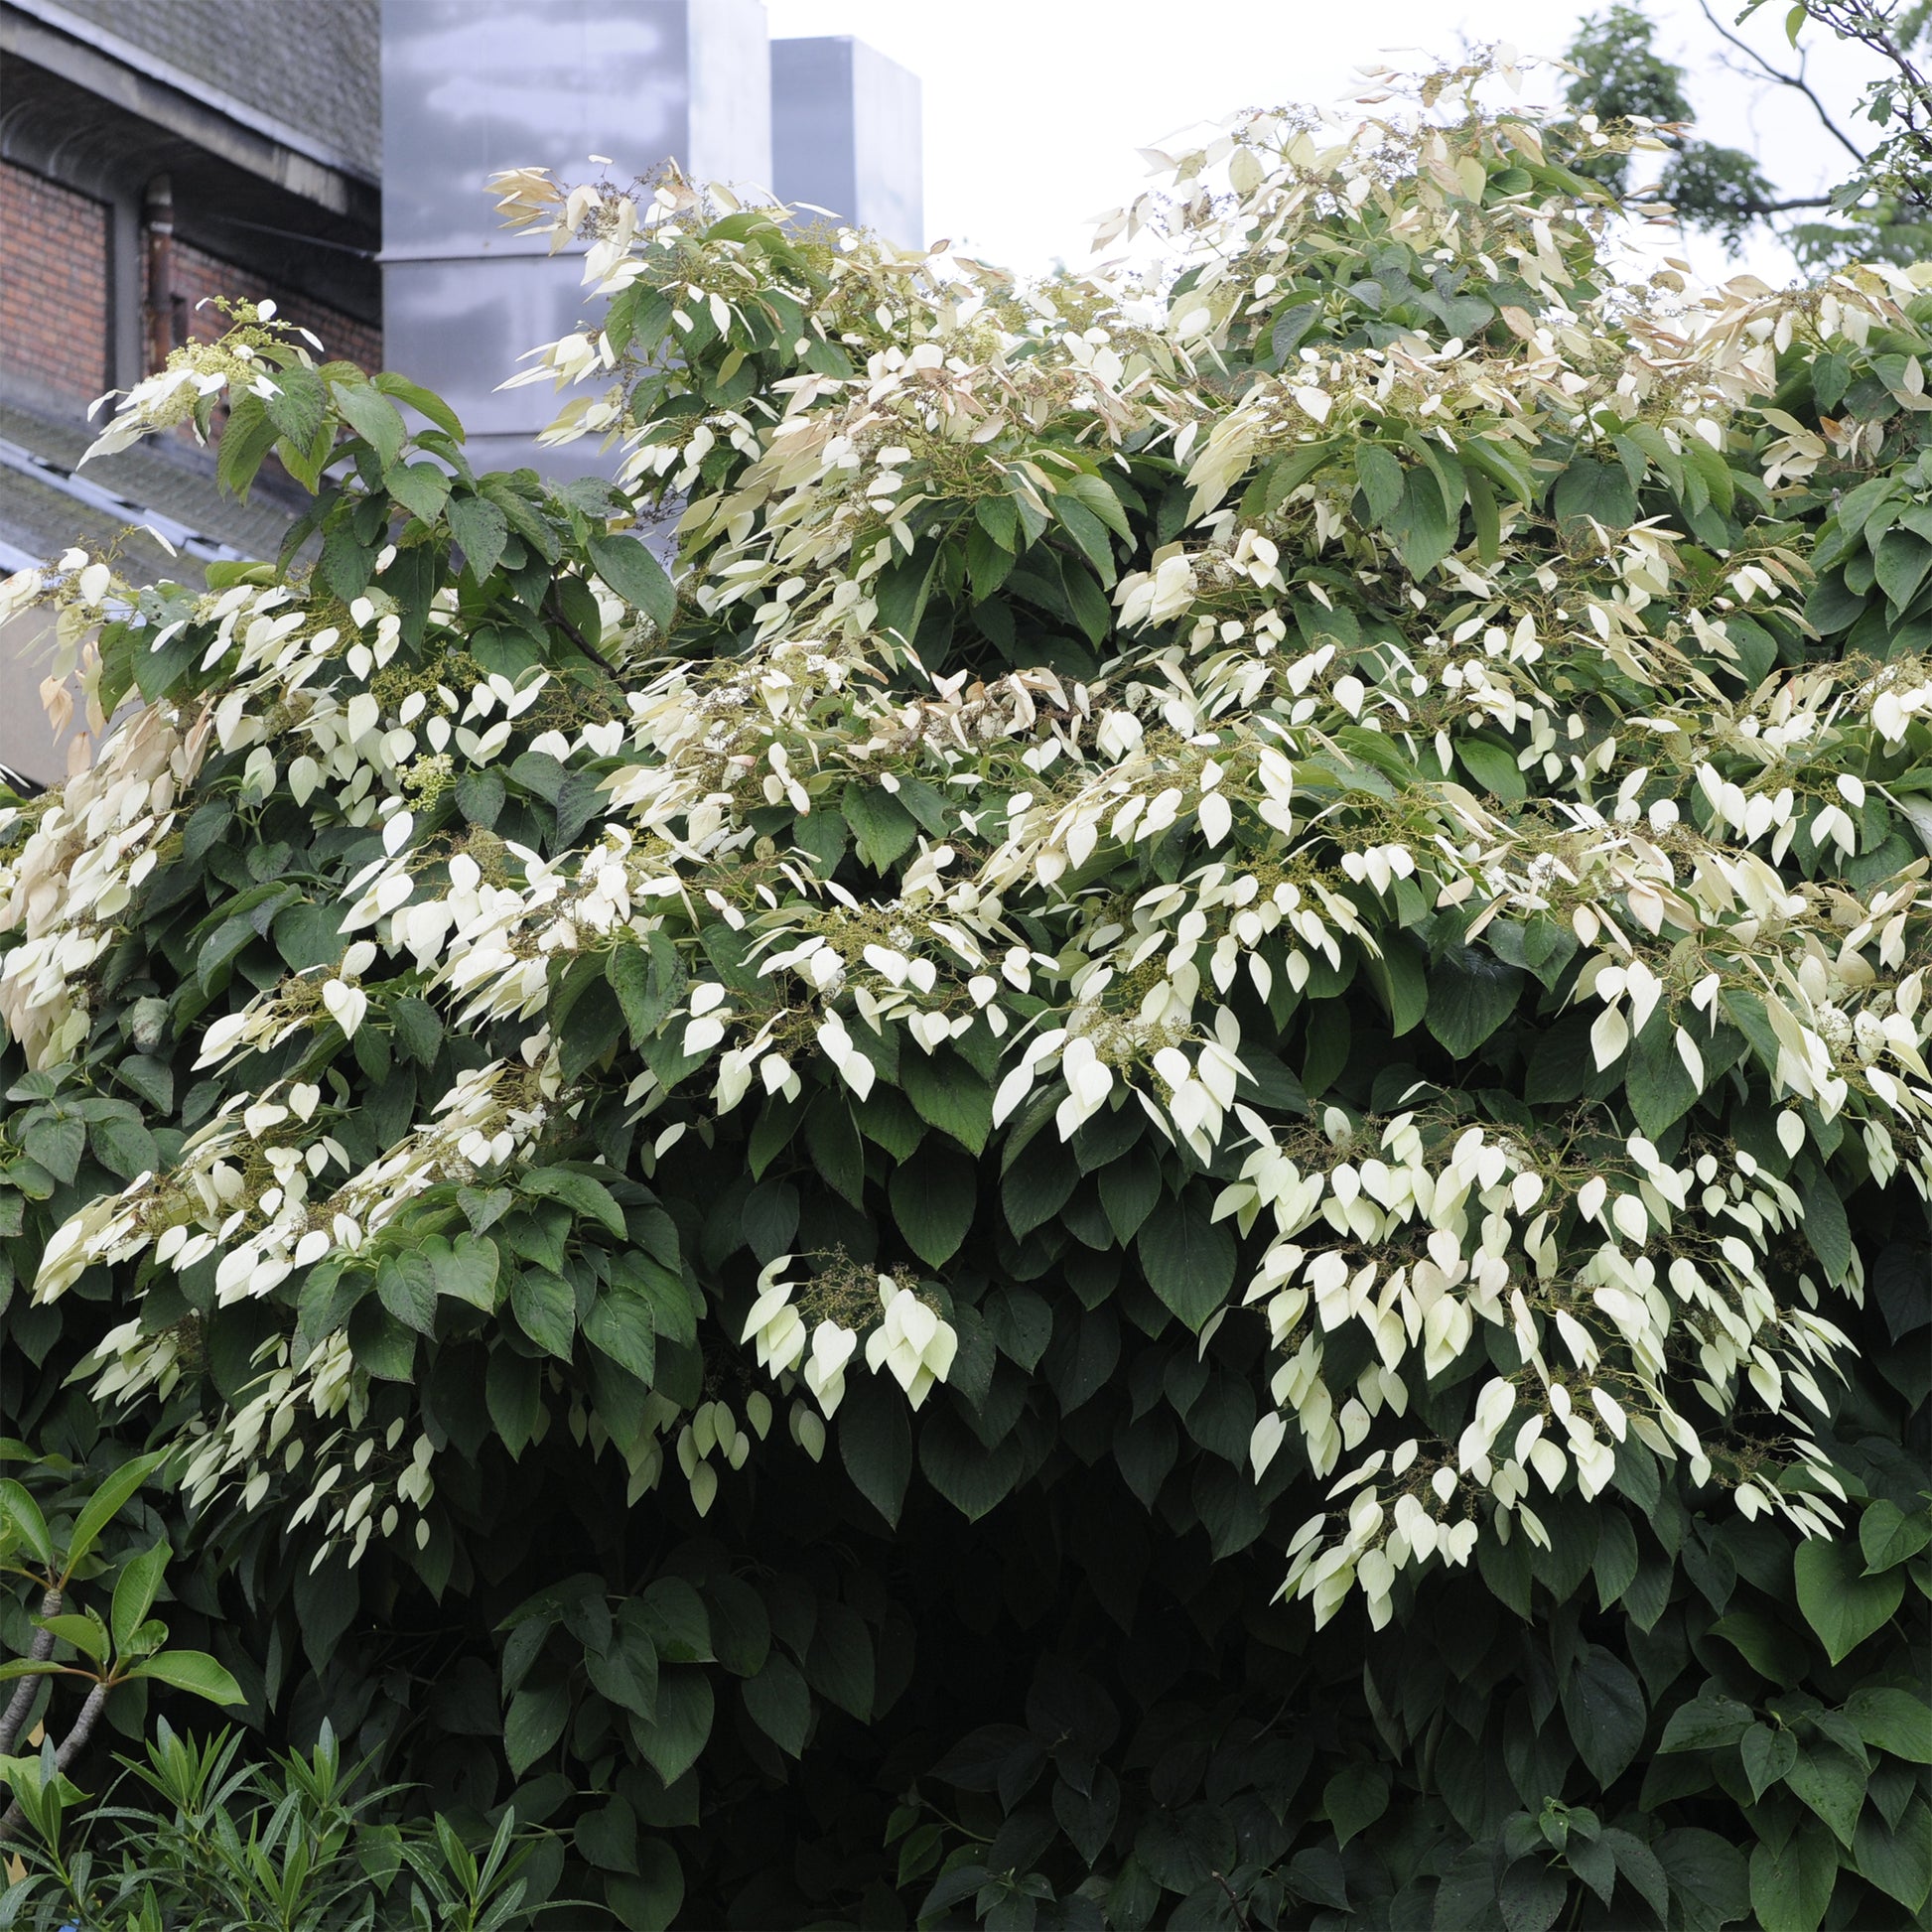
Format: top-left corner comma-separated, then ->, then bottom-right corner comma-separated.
0,0 -> 382,775
1,0 -> 381,409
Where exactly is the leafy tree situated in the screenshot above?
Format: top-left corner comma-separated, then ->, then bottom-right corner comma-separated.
1565,0 -> 1932,266
0,45 -> 1928,1932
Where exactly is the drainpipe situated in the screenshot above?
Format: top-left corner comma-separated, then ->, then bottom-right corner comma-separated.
143,174 -> 184,372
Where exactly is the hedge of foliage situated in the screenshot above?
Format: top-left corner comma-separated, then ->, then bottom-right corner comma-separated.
1,51 -> 1928,1931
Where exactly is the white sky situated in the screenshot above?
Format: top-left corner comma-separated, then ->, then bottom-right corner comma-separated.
761,0 -> 1893,289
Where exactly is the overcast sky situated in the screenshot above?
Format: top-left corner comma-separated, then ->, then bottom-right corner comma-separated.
761,0 -> 1890,289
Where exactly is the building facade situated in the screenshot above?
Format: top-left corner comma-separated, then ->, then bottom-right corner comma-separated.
0,0 -> 920,777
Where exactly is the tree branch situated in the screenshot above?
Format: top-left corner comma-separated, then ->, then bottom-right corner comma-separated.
544,587 -> 619,677
0,1678 -> 107,1843
1817,0 -> 1932,152
1697,0 -> 1870,161
0,1585 -> 62,1756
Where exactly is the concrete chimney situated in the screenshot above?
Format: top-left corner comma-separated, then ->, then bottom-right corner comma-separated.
770,37 -> 921,248
381,0 -> 772,478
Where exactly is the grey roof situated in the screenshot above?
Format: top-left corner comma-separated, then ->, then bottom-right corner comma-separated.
51,0 -> 381,177
0,393 -> 301,587
0,389 -> 309,783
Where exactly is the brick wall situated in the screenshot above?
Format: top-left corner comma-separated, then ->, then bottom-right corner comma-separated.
165,238 -> 381,373
0,160 -> 380,421
0,162 -> 110,407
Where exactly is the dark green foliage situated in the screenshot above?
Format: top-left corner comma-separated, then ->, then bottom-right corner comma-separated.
0,57 -> 1929,1932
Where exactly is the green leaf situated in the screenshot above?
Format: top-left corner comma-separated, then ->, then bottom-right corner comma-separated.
899,1048 -> 992,1156
808,1605 -> 874,1720
587,532 -> 676,630
842,782 -> 919,871
1600,1830 -> 1669,1923
1785,1741 -> 1866,1848
619,1250 -> 698,1348
585,1602 -> 658,1720
1060,469 -> 1134,541
585,1288 -> 657,1385
215,390 -> 283,499
840,1378 -> 913,1528
448,491 -> 509,580
87,1110 -> 160,1182
1797,1169 -> 1851,1286
1268,304 -> 1320,362
1001,1143 -> 1077,1239
1466,468 -> 1501,562
1496,1859 -> 1565,1932
1875,527 -> 1932,612
39,1611 -> 109,1664
333,380 -> 407,467
1363,931 -> 1429,1037
1426,945 -> 1523,1057
1795,1537 -> 1904,1664
1658,1691 -> 1753,1753
804,1095 -> 865,1206
1384,463 -> 1456,575
1554,457 -> 1638,530
1355,443 -> 1404,523
510,1269 -> 578,1360
372,370 -> 466,439
1741,1722 -> 1797,1801
1050,495 -> 1116,584
262,363 -> 329,448
504,1683 -> 568,1775
1591,1509 -> 1639,1611
638,1579 -> 712,1665
1559,1644 -> 1646,1787
520,1166 -> 628,1239
576,1798 -> 639,1874
110,1542 -> 170,1656
1711,1610 -> 1808,1686
742,1652 -> 811,1757
1749,1825 -> 1837,1932
0,1659 -> 63,1682
427,1232 -> 500,1311
918,1407 -> 1025,1521
1456,736 -> 1528,800
23,1117 -> 83,1185
64,1450 -> 166,1580
1240,436 -> 1338,515
1099,1145 -> 1162,1246
346,1301 -> 416,1382
1860,1498 -> 1932,1573
608,1841 -> 684,1932
1655,1828 -> 1749,1932
376,1252 -> 438,1336
1842,1687 -> 1932,1763
125,1649 -> 244,1706
486,1348 -> 541,1457
115,1054 -> 174,1113
0,1480 -> 53,1569
636,1668 -> 713,1786
1136,1194 -> 1236,1331
888,1147 -> 977,1267
1321,1761 -> 1389,1849
1624,1016 -> 1701,1137
383,461 -> 451,523
1854,1797 -> 1932,1913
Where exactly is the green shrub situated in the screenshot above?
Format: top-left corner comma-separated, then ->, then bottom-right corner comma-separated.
0,48 -> 1926,1930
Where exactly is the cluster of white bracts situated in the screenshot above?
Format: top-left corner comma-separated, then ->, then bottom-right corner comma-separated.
743,1256 -> 960,1420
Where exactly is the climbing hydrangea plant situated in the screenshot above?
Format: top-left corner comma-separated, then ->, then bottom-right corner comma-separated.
0,50 -> 1925,1932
